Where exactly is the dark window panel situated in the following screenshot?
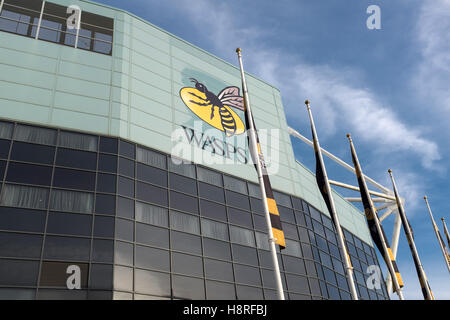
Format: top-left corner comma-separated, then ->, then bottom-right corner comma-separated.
169,173 -> 197,196
136,181 -> 167,206
273,191 -> 292,208
39,261 -> 88,288
206,280 -> 236,300
6,162 -> 52,186
325,228 -> 337,245
255,232 -> 270,250
92,239 -> 113,263
203,238 -> 231,260
172,252 -> 203,277
197,167 -> 222,187
53,167 -> 95,191
199,199 -> 226,222
323,266 -> 337,286
115,241 -> 133,266
136,163 -> 167,187
316,235 -> 329,252
223,175 -> 247,194
285,273 -> 309,294
282,222 -> 299,240
0,288 -> 35,300
170,210 -> 200,234
305,260 -> 317,277
283,239 -> 302,257
0,139 -> 10,159
172,275 -> 205,300
170,191 -> 198,214
0,259 -> 39,286
117,196 -> 134,219
43,236 -> 91,261
312,220 -> 325,237
250,197 -> 264,214
95,194 -> 115,216
0,232 -> 42,258
0,207 -> 45,232
234,264 -> 261,286
228,207 -> 253,229
136,146 -> 166,169
115,218 -> 133,242
171,230 -> 202,255
135,201 -> 167,227
247,183 -> 261,199
98,153 -> 117,173
118,176 -> 135,198
232,244 -> 258,266
301,243 -> 313,260
279,206 -> 295,224
230,225 -> 255,247
135,269 -> 170,297
258,249 -> 282,270
291,197 -> 303,211
204,258 -> 234,282
308,230 -> 316,246
298,226 -> 309,243
99,137 -> 118,154
118,157 -> 135,178
46,212 -> 92,236
50,189 -> 93,214
119,140 -> 135,159
253,214 -> 267,232
168,158 -> 195,179
200,219 -> 228,241
55,148 -> 97,170
236,285 -> 263,300
10,140 -> 55,164
90,264 -> 113,290
319,281 -> 328,299
198,182 -> 224,202
225,190 -> 250,211
135,245 -> 170,272
96,173 -> 116,193
136,223 -> 169,249
336,273 -> 349,291
282,255 -> 306,275
295,211 -> 306,226
93,215 -> 114,238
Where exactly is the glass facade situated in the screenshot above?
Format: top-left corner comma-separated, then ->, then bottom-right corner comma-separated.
0,120 -> 389,300
0,0 -> 113,55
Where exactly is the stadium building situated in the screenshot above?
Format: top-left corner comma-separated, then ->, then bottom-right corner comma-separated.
0,0 -> 389,300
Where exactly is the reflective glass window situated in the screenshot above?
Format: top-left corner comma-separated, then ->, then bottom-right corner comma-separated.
203,238 -> 231,260
234,264 -> 261,286
286,274 -> 309,294
43,235 -> 90,261
135,245 -> 170,272
0,184 -> 49,209
113,265 -> 133,292
229,225 -> 255,247
118,157 -> 135,178
279,206 -> 295,224
59,131 -> 97,151
10,141 -> 55,164
236,285 -> 263,300
135,269 -> 170,297
115,218 -> 134,242
116,196 -> 134,219
115,241 -> 133,266
14,124 -> 56,145
98,153 -> 117,173
168,158 -> 195,178
171,230 -> 201,255
99,137 -> 117,153
136,146 -> 166,169
197,167 -> 222,187
136,223 -> 169,248
206,280 -> 236,300
135,201 -> 167,227
198,182 -> 224,202
172,275 -> 205,300
169,173 -> 197,196
46,212 -> 92,236
49,189 -> 93,213
170,191 -> 198,214
136,163 -> 167,187
136,182 -> 167,206
200,199 -> 226,222
93,215 -> 114,238
232,244 -> 258,266
96,173 -> 116,193
90,264 -> 113,290
6,162 -> 52,186
170,210 -> 200,234
92,239 -> 113,263
223,175 -> 247,194
0,140 -> 10,159
0,232 -> 42,258
225,190 -> 250,210
53,167 -> 95,191
172,252 -> 203,277
201,219 -> 228,241
228,207 -> 252,228
273,191 -> 292,208
40,261 -> 88,288
118,176 -> 135,198
204,258 -> 233,282
283,255 -> 306,275
0,259 -> 39,286
0,207 -> 45,232
119,140 -> 135,159
95,194 -> 115,215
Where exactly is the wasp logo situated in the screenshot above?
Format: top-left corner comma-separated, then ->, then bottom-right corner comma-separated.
180,79 -> 246,137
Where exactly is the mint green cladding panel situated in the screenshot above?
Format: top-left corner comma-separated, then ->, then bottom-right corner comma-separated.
0,0 -> 371,245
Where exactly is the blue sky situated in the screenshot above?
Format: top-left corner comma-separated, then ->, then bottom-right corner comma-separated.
93,0 -> 449,299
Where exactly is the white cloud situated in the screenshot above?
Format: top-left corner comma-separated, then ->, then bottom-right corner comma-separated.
172,0 -> 440,170
414,0 -> 450,111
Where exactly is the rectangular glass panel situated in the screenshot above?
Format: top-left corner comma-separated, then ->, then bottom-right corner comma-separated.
229,225 -> 255,247
59,131 -> 98,151
136,146 -> 166,169
14,124 -> 56,145
0,184 -> 49,209
201,219 -> 228,241
49,189 -> 93,213
135,201 -> 168,227
170,210 -> 200,234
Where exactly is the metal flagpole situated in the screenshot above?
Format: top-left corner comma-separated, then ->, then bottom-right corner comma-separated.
388,170 -> 434,300
347,135 -> 404,300
236,48 -> 285,300
424,196 -> 450,273
442,218 -> 450,249
305,101 -> 359,300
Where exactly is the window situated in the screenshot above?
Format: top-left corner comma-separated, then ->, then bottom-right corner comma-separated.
247,183 -> 261,199
198,182 -> 224,202
43,235 -> 91,261
0,232 -> 42,258
285,274 -> 309,294
223,175 -> 247,194
6,162 -> 52,186
172,252 -> 203,277
49,189 -> 93,213
232,244 -> 258,266
172,275 -> 205,300
283,256 -> 306,275
115,218 -> 133,242
96,173 -> 116,194
93,215 -> 114,238
204,259 -> 234,282
92,239 -> 113,263
197,167 -> 222,186
0,0 -> 41,38
10,141 -> 55,164
136,182 -> 167,206
90,264 -> 113,290
113,266 -> 133,292
118,176 -> 135,198
0,207 -> 46,232
171,230 -> 202,255
46,212 -> 92,236
135,245 -> 170,272
200,199 -> 226,222
56,148 -> 97,170
168,158 -> 195,178
99,137 -> 117,153
170,210 -> 200,234
116,196 -> 134,219
118,157 -> 135,178
206,280 -> 236,300
136,163 -> 167,187
234,264 -> 261,286
59,131 -> 97,151
0,184 -> 49,209
115,241 -> 133,266
135,201 -> 167,227
136,223 -> 169,248
273,191 -> 292,208
40,261 -> 88,288
14,124 -> 56,145
135,269 -> 170,297
170,191 -> 198,214
225,190 -> 250,211
53,167 -> 95,191
228,207 -> 252,229
0,140 -> 10,159
119,140 -> 135,159
229,225 -> 255,247
136,146 -> 166,169
169,173 -> 197,196
201,219 -> 228,241
98,153 -> 117,173
236,285 -> 263,300
0,259 -> 39,286
78,10 -> 113,55
283,239 -> 302,257
95,194 -> 115,215
203,238 -> 231,260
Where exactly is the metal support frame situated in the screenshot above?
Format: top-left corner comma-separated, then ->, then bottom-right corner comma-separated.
0,0 -> 5,14
288,126 -> 403,297
35,1 -> 46,40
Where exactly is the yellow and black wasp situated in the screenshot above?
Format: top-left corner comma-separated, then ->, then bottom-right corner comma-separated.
180,78 -> 245,137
